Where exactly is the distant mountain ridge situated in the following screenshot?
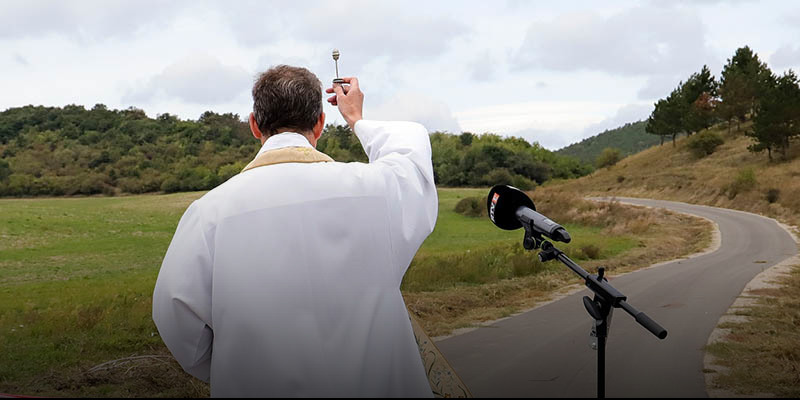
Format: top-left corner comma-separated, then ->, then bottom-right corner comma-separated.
556,120 -> 659,164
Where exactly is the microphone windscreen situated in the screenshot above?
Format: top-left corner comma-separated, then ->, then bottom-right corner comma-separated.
487,185 -> 536,230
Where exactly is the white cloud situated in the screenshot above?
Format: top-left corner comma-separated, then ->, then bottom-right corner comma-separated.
506,127 -> 578,150
124,54 -> 252,105
508,102 -> 653,150
223,1 -> 469,68
581,103 -> 653,137
468,50 -> 498,82
13,53 -> 29,66
770,45 -> 800,70
0,0 -> 186,40
455,101 -> 621,136
370,92 -> 462,134
637,74 -> 684,100
513,6 -> 716,76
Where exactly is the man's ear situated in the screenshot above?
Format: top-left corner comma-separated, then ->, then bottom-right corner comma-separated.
313,112 -> 325,141
249,112 -> 263,140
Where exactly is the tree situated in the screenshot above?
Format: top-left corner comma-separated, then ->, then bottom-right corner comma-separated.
719,46 -> 772,124
646,99 -> 671,146
747,70 -> 800,160
646,86 -> 685,147
685,92 -> 717,134
716,73 -> 749,133
680,65 -> 718,134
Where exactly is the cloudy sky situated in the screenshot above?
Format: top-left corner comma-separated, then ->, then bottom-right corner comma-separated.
2,1 -> 799,149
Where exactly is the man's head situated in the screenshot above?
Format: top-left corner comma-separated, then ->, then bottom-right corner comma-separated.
250,65 -> 325,145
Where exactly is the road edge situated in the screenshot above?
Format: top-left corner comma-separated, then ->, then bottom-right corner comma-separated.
703,220 -> 800,398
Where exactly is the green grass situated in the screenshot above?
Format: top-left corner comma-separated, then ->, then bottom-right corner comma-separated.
421,188 -> 635,256
404,188 -> 637,292
0,189 -> 641,397
0,193 -> 205,397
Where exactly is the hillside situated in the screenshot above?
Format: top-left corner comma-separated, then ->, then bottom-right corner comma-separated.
556,120 -> 660,165
0,105 -> 591,197
545,122 -> 800,227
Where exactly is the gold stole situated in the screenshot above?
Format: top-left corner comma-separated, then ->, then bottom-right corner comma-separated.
241,146 -> 334,173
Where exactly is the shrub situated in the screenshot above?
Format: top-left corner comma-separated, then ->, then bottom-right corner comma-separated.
581,244 -> 602,260
161,177 -> 181,193
596,148 -> 622,168
77,173 -> 107,195
686,130 -> 724,158
617,175 -> 625,183
726,167 -> 756,199
0,158 -> 10,181
511,174 -> 535,191
765,188 -> 780,204
453,196 -> 486,218
482,168 -> 514,186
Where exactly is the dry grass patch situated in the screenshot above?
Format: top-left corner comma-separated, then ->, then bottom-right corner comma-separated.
550,123 -> 800,227
706,265 -> 800,397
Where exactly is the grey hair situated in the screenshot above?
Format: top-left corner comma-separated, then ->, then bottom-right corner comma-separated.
252,65 -> 322,136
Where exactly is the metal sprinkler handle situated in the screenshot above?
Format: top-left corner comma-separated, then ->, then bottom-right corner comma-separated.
332,49 -> 344,84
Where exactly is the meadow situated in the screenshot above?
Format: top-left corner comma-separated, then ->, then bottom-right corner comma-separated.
0,188 -> 709,397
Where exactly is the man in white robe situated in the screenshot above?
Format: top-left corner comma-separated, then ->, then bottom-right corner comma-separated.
152,65 -> 437,397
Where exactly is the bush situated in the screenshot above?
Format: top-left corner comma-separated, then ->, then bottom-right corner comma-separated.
511,174 -> 535,191
453,196 -> 486,218
482,168 -> 514,186
686,130 -> 724,158
160,177 -> 181,193
726,167 -> 756,199
581,244 -> 602,260
617,175 -> 625,183
766,188 -> 780,204
596,148 -> 622,168
77,173 -> 107,195
218,163 -> 244,183
0,158 -> 10,181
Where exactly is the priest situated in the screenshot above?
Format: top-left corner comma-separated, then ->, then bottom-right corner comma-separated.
152,65 -> 438,397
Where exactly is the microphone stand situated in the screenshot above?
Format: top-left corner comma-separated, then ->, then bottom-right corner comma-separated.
521,226 -> 667,398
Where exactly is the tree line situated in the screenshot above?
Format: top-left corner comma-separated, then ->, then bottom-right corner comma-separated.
646,46 -> 800,160
0,104 -> 591,197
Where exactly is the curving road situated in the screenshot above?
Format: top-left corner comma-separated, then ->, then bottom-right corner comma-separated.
436,198 -> 798,398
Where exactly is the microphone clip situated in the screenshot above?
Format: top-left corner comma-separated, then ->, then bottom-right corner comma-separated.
522,225 -> 544,251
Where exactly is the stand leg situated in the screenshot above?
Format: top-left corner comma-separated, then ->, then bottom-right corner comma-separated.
598,333 -> 605,398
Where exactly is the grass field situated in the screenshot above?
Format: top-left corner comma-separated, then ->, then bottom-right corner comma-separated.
0,188 -> 707,397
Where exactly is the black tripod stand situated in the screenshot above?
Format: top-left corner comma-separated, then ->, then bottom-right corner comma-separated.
522,227 -> 668,398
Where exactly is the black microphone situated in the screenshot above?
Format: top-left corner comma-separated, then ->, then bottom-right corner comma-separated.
487,185 -> 571,243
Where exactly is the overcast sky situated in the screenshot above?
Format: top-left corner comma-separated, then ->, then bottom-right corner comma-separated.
2,0 -> 798,149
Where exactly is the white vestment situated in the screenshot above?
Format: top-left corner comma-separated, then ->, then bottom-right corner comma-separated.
152,120 -> 438,397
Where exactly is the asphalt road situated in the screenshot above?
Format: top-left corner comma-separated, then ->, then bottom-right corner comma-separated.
436,198 -> 798,398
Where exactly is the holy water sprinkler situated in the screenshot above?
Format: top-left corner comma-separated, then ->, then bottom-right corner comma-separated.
332,49 -> 344,85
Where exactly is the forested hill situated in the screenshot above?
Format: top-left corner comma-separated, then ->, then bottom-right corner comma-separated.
556,121 -> 658,164
0,105 -> 591,197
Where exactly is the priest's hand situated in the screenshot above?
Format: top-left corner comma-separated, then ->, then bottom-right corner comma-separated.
326,77 -> 363,130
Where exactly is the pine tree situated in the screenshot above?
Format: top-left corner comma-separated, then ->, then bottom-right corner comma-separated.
646,85 -> 685,147
747,70 -> 800,160
716,73 -> 749,133
719,46 -> 771,124
681,65 -> 718,134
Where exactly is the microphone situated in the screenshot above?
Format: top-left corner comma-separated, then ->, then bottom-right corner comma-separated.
487,185 -> 571,243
